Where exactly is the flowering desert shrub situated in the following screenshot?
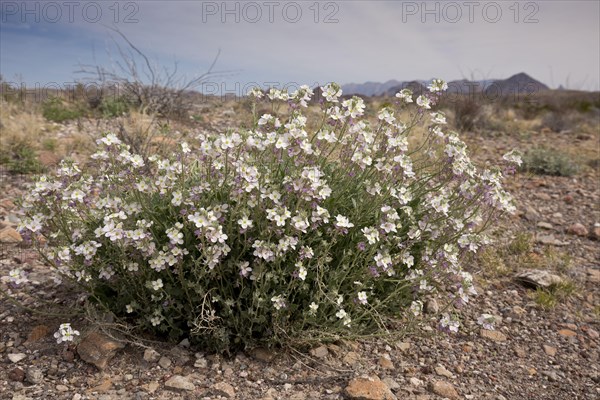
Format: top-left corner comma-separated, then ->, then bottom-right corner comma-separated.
16,80 -> 520,351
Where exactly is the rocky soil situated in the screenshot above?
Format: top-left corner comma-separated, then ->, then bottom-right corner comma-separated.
0,109 -> 598,400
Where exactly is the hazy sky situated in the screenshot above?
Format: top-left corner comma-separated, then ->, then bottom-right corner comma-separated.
1,0 -> 599,92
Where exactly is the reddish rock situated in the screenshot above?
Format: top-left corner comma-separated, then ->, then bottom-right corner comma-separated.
309,345 -> 329,358
77,331 -> 124,370
563,194 -> 574,204
0,227 -> 22,243
345,376 -> 395,400
543,344 -> 557,356
558,329 -> 577,337
514,347 -> 527,358
8,368 -> 25,382
378,355 -> 395,370
590,226 -> 600,241
583,327 -> 599,340
567,223 -> 588,237
429,380 -> 460,400
480,329 -> 507,342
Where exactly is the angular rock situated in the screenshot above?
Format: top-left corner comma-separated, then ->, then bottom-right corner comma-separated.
435,365 -> 454,378
480,329 -> 507,342
537,222 -> 553,230
343,351 -> 361,365
309,345 -> 329,358
425,298 -> 439,314
165,375 -> 195,391
590,226 -> 600,241
25,367 -> 44,384
567,223 -> 588,237
378,355 -> 394,370
77,331 -> 124,370
144,381 -> 160,394
522,205 -> 539,221
515,269 -> 563,289
8,353 -> 27,363
396,342 -> 410,352
212,382 -> 236,398
345,376 -> 396,400
558,329 -> 577,337
585,268 -> 600,283
536,234 -> 567,246
583,327 -> 599,339
143,348 -> 160,363
0,227 -> 22,243
543,345 -> 557,356
382,377 -> 400,390
429,380 -> 459,400
87,378 -> 112,393
56,384 -> 69,392
514,347 -> 527,358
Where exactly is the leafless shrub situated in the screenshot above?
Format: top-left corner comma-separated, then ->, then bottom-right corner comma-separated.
77,28 -> 230,119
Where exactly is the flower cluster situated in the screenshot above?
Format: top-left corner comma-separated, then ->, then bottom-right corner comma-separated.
53,323 -> 80,344
16,80 -> 519,350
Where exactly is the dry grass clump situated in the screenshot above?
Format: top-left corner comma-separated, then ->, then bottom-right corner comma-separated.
0,101 -> 50,173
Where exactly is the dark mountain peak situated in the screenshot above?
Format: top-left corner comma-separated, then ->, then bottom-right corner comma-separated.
342,73 -> 550,97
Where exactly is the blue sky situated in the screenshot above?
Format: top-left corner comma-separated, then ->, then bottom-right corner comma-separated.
1,1 -> 599,92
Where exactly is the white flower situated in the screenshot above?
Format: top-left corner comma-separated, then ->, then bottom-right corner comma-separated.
8,269 -> 28,285
430,112 -> 447,125
334,215 -> 354,229
309,302 -> 319,313
502,150 -> 523,166
271,295 -> 286,310
247,87 -> 264,98
53,323 -> 80,344
320,83 -> 342,102
336,309 -> 347,319
125,304 -> 134,313
361,227 -> 379,244
440,314 -> 460,333
477,313 -> 496,330
150,279 -> 163,291
297,263 -> 307,281
181,142 -> 191,154
70,189 -> 85,202
127,262 -> 139,272
98,133 -> 121,146
130,154 -> 145,168
428,79 -> 448,92
416,95 -> 431,109
171,191 -> 183,206
237,216 -> 253,230
342,96 -> 365,118
239,261 -> 252,278
395,89 -> 413,103
357,291 -> 368,305
410,300 -> 423,316
378,107 -> 396,124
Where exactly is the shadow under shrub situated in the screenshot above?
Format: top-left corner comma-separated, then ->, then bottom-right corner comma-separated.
18,82 -> 518,352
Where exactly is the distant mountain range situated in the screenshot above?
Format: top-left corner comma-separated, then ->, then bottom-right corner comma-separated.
341,73 -> 549,97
